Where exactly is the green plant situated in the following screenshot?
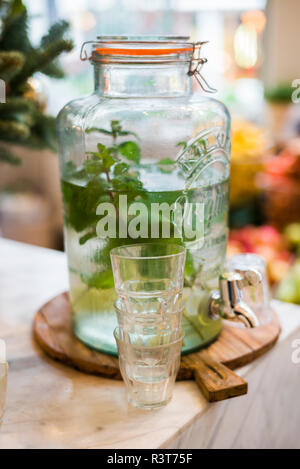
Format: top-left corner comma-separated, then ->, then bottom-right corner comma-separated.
0,0 -> 73,164
264,83 -> 293,103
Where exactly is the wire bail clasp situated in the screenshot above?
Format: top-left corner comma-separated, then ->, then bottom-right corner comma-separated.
80,41 -> 95,61
188,42 -> 217,93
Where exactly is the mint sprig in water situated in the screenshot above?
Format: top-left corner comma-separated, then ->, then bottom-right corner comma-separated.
61,120 -> 148,289
62,120 -> 144,235
62,120 -> 196,290
86,119 -> 139,140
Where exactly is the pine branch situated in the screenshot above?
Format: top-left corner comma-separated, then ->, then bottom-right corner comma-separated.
0,143 -> 21,165
0,9 -> 31,54
40,20 -> 70,48
9,0 -> 26,17
0,97 -> 36,129
26,20 -> 72,80
0,51 -> 24,81
0,96 -> 34,115
40,60 -> 65,79
0,118 -> 30,141
31,112 -> 57,152
12,38 -> 73,90
0,2 -> 73,163
15,133 -> 45,149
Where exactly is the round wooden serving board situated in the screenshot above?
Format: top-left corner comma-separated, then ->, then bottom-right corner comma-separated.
34,292 -> 281,402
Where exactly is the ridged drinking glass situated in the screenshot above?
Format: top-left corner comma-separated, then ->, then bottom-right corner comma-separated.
110,243 -> 186,324
114,327 -> 183,409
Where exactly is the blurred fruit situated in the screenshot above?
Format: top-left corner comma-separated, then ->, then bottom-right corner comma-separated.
227,239 -> 244,258
276,260 -> 300,304
262,138 -> 300,228
228,224 -> 293,285
230,120 -> 268,207
284,223 -> 300,250
268,259 -> 291,284
254,225 -> 283,248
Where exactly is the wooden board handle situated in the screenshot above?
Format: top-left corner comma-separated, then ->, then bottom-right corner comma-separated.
193,351 -> 248,402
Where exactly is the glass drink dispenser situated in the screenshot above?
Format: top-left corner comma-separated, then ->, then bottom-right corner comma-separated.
56,37 -> 231,354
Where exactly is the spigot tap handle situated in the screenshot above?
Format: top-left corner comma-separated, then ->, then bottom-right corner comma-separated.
209,269 -> 262,328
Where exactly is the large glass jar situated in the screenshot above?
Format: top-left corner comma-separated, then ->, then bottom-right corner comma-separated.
57,37 -> 231,355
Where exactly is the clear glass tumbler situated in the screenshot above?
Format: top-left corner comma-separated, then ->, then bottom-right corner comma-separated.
110,243 -> 186,322
114,297 -> 184,334
115,300 -> 184,345
114,327 -> 183,409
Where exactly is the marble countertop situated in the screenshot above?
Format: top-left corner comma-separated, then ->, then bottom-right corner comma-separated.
0,238 -> 299,449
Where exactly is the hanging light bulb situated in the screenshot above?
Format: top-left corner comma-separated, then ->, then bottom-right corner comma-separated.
234,23 -> 258,69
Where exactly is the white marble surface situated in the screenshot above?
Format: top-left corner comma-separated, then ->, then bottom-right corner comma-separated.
0,238 -> 299,449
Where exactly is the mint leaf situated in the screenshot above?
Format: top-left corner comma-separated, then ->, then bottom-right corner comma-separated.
81,270 -> 114,289
184,250 -> 197,287
112,175 -> 144,192
113,162 -> 130,176
62,160 -> 76,176
79,231 -> 97,245
86,120 -> 139,140
111,120 -> 122,138
158,158 -> 174,165
177,141 -> 187,150
61,177 -> 110,232
157,158 -> 175,174
85,127 -> 113,136
97,143 -> 116,168
118,130 -> 139,138
117,141 -> 141,163
110,121 -> 138,139
84,155 -> 104,174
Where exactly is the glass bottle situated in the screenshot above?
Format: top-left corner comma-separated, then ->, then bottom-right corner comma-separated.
56,36 -> 231,355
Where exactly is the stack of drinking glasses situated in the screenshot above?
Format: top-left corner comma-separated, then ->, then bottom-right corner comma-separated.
110,243 -> 186,410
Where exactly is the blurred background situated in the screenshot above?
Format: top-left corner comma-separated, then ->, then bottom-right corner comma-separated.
1,0 -> 300,304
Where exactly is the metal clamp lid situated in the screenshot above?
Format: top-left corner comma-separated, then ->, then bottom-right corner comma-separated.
80,37 -> 217,94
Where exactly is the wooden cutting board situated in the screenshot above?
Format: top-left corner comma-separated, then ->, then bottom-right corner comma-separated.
33,292 -> 281,402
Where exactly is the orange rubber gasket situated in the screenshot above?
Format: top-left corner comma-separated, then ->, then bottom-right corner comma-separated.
95,47 -> 193,56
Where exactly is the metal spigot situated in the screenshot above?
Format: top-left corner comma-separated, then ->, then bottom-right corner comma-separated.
209,269 -> 262,328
